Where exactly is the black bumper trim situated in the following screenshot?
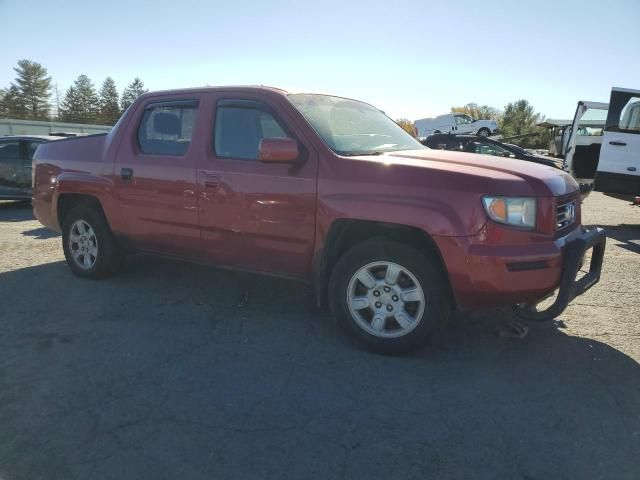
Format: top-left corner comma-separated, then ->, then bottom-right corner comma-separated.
514,227 -> 606,321
506,260 -> 549,272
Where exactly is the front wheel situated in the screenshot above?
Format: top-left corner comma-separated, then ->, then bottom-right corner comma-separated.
329,239 -> 451,355
477,128 -> 491,137
62,204 -> 123,279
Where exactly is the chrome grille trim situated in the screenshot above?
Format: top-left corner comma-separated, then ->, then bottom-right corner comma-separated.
556,200 -> 576,230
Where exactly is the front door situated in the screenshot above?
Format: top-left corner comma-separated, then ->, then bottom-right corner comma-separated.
197,94 -> 317,279
454,114 -> 474,134
114,97 -> 202,258
596,88 -> 640,195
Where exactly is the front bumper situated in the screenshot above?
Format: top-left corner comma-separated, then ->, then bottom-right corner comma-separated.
433,226 -> 606,312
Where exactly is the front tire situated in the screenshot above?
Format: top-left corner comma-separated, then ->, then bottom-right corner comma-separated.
477,128 -> 491,137
329,239 -> 451,355
62,204 -> 123,279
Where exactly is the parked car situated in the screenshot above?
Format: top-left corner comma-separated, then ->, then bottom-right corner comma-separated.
414,113 -> 499,138
32,86 -> 606,354
0,135 -> 64,200
422,134 -> 562,168
563,88 -> 640,196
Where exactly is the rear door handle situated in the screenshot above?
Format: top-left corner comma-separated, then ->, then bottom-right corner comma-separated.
121,167 -> 133,180
609,141 -> 627,146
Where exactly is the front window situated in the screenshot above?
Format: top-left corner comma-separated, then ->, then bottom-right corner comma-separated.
607,90 -> 640,134
288,94 -> 424,156
214,99 -> 289,161
455,114 -> 473,125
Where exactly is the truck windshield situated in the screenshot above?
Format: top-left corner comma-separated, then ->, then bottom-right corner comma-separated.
288,93 -> 424,156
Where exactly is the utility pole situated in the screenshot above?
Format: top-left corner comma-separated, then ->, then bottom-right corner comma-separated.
54,82 -> 61,120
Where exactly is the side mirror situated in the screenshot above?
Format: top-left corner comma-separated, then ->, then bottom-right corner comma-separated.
259,137 -> 299,163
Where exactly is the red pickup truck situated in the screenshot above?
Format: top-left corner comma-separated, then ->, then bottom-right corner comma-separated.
33,86 -> 606,354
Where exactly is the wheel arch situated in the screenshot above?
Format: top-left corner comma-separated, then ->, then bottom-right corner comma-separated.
57,193 -> 109,230
54,172 -> 119,232
314,219 -> 453,308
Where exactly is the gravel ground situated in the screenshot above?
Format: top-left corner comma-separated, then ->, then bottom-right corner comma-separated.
0,192 -> 638,479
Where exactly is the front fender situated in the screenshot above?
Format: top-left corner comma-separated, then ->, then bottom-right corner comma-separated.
317,192 -> 486,241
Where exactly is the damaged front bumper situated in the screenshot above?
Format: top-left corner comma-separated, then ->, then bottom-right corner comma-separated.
513,227 -> 607,321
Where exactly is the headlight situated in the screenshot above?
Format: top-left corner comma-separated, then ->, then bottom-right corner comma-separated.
482,196 -> 536,229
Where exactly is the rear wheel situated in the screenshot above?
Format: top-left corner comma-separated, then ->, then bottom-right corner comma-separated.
62,204 -> 123,279
329,239 -> 450,354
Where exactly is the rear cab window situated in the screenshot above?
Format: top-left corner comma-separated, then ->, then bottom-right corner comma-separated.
137,100 -> 198,155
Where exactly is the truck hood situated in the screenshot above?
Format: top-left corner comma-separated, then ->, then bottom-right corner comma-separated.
375,148 -> 578,197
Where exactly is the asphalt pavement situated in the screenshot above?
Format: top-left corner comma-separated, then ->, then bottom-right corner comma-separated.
0,193 -> 638,479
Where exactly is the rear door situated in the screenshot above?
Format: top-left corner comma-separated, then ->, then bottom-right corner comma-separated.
0,140 -> 26,198
595,88 -> 640,195
197,94 -> 317,279
114,97 -> 202,258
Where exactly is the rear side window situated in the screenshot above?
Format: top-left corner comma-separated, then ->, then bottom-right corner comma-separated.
214,100 -> 289,160
606,91 -> 640,135
138,101 -> 198,155
0,141 -> 21,161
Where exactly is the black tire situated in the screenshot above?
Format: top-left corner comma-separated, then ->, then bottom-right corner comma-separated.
61,203 -> 123,279
477,128 -> 491,137
328,239 -> 451,355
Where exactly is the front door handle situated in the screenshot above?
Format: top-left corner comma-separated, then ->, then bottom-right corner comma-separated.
609,141 -> 627,146
628,166 -> 637,172
200,170 -> 221,188
121,167 -> 133,180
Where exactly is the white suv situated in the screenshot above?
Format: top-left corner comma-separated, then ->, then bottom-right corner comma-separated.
414,113 -> 498,139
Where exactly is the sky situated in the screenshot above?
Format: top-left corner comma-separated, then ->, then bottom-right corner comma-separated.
1,0 -> 639,120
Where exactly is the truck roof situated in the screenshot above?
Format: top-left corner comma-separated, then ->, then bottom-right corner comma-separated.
1,134 -> 67,141
136,86 -> 374,107
139,85 -> 289,97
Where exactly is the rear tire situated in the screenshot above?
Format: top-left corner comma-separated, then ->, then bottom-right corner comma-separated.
61,204 -> 123,279
329,239 -> 450,355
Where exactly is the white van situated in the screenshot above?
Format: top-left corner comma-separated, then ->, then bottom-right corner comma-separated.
414,113 -> 498,139
564,87 -> 640,196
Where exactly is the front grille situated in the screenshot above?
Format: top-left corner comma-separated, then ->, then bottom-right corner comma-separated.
556,200 -> 576,231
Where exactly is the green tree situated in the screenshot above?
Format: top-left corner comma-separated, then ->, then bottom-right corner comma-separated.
120,77 -> 148,111
500,99 -> 545,148
451,103 -> 500,121
2,85 -> 27,119
395,118 -> 416,137
11,59 -> 52,120
60,75 -> 100,123
98,77 -> 121,125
